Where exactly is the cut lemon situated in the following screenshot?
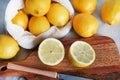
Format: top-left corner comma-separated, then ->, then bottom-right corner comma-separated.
68,41 -> 95,67
38,38 -> 65,66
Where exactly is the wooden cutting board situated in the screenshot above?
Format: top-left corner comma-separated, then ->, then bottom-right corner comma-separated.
0,36 -> 120,80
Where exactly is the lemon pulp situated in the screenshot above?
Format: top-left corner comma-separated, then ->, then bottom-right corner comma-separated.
38,38 -> 65,66
68,41 -> 95,67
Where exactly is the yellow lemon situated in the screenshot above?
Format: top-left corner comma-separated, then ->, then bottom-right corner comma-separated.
68,41 -> 96,67
0,35 -> 19,59
28,16 -> 50,36
72,0 -> 97,14
47,3 -> 70,27
72,13 -> 98,37
12,10 -> 28,30
38,38 -> 65,66
101,0 -> 120,25
25,0 -> 51,16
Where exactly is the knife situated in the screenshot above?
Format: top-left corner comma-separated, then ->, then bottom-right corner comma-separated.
5,63 -> 92,80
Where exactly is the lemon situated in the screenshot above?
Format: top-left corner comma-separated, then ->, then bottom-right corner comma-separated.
38,38 -> 65,66
47,3 -> 70,27
24,0 -> 51,16
28,16 -> 50,36
72,0 -> 97,14
68,41 -> 96,67
12,10 -> 28,30
101,0 -> 120,25
0,34 -> 19,59
72,13 -> 98,37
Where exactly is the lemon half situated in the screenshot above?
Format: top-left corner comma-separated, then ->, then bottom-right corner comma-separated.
38,38 -> 65,66
68,41 -> 96,67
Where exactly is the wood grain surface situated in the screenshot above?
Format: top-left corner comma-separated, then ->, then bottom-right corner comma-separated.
0,36 -> 120,80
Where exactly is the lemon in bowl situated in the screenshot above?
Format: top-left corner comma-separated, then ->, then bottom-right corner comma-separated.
12,10 -> 28,30
24,0 -> 51,16
28,16 -> 50,36
46,3 -> 70,27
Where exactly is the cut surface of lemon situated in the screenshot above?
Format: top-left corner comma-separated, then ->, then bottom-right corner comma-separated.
68,41 -> 95,67
38,38 -> 65,66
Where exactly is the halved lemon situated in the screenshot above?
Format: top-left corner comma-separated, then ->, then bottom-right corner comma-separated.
68,41 -> 96,67
38,38 -> 65,66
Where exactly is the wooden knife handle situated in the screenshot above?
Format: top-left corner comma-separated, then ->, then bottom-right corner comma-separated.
7,63 -> 58,79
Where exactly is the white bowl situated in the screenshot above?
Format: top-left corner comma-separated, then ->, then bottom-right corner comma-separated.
5,0 -> 74,49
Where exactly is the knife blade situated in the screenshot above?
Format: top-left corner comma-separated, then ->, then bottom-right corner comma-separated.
57,73 -> 92,80
6,63 -> 93,80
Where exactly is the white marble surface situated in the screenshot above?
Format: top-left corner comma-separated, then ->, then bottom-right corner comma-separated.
0,0 -> 120,80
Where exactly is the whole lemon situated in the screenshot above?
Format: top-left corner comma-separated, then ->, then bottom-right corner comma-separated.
72,0 -> 97,14
12,10 -> 28,30
72,13 -> 98,37
47,3 -> 70,27
0,35 -> 19,59
28,16 -> 50,36
101,0 -> 120,25
25,0 -> 51,16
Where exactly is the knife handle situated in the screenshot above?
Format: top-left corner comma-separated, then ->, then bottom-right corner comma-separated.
7,63 -> 57,78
